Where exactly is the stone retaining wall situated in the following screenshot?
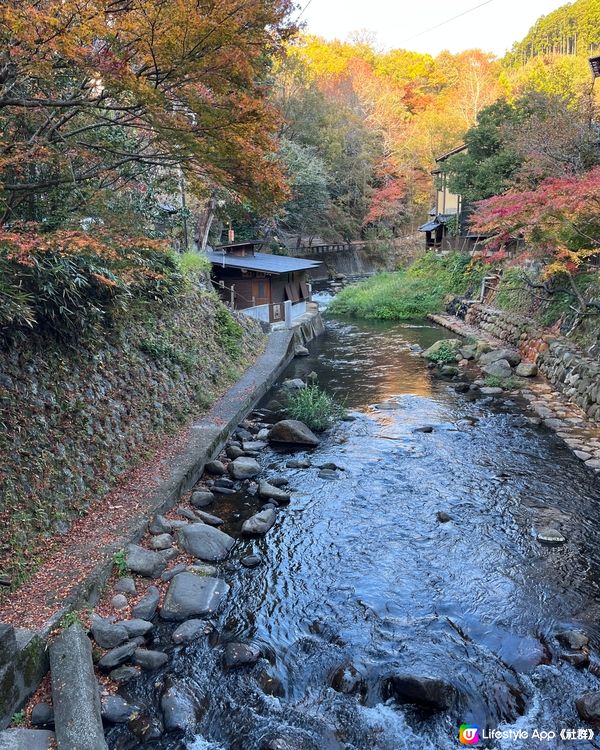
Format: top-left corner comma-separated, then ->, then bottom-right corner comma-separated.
463,302 -> 600,423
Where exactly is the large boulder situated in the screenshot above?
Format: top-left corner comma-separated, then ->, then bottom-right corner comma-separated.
160,572 -> 229,621
90,615 -> 128,649
268,420 -> 320,448
125,545 -> 167,578
223,642 -> 261,669
382,674 -> 457,711
421,339 -> 462,361
242,509 -> 277,536
228,456 -> 261,480
178,523 -> 235,562
482,359 -> 513,379
479,348 -> 521,367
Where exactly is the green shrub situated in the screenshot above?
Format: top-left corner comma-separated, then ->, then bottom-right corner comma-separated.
329,252 -> 485,320
112,549 -> 128,577
427,341 -> 458,364
483,374 -> 519,389
285,384 -> 344,432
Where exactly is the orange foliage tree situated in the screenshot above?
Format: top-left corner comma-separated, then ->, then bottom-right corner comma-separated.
0,0 -> 296,227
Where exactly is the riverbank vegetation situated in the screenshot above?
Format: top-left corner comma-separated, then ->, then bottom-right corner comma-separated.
329,254 -> 485,320
285,384 -> 345,432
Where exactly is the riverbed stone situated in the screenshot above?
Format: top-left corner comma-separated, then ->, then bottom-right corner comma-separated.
194,510 -> 224,526
118,619 -> 153,638
98,640 -> 138,670
109,665 -> 140,684
286,459 -> 312,469
482,359 -> 513,379
111,594 -> 128,610
268,420 -> 320,448
150,533 -> 174,550
318,468 -> 339,480
172,619 -> 209,644
132,586 -> 160,620
228,456 -> 261,479
479,348 -> 521,367
259,480 -> 291,504
0,730 -> 56,750
436,511 -> 451,523
223,642 -> 261,669
382,674 -> 457,711
536,527 -> 566,545
30,703 -> 54,728
281,378 -> 306,390
191,490 -> 215,508
161,681 -> 202,732
148,515 -> 172,535
576,692 -> 600,722
125,544 -> 167,578
133,648 -> 169,670
114,577 -> 136,594
480,387 -> 504,395
90,616 -> 129,649
101,695 -> 138,724
226,445 -> 245,460
241,554 -> 262,569
242,509 -> 277,535
205,460 -> 226,475
516,362 -> 538,377
330,663 -> 365,695
178,523 -> 235,561
557,630 -> 588,650
160,572 -> 229,621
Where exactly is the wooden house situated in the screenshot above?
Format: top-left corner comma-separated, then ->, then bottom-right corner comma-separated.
208,241 -> 321,324
418,145 -> 490,253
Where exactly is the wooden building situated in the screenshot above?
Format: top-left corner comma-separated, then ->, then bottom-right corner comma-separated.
208,241 -> 321,324
418,145 -> 490,254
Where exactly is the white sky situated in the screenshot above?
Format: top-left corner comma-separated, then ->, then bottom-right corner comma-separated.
299,0 -> 569,57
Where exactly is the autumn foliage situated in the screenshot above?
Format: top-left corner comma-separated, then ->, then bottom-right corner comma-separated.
470,168 -> 600,282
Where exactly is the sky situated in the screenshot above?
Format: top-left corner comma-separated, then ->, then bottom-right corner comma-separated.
300,0 -> 569,57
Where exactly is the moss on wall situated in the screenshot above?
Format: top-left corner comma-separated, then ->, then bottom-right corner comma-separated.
0,290 -> 265,585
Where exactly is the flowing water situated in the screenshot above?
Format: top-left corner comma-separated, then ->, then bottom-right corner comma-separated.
108,306 -> 600,750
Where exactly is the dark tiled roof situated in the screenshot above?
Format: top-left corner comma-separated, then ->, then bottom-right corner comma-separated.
418,220 -> 441,232
208,251 -> 321,273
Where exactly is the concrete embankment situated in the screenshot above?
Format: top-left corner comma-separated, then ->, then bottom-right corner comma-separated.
0,307 -> 324,733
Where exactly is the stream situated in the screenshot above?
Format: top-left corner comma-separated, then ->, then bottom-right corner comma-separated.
108,302 -> 600,750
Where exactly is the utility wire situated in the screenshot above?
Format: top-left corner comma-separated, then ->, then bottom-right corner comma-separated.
296,0 -> 315,22
401,0 -> 496,43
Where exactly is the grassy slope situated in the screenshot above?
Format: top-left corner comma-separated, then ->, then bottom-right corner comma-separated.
329,252 -> 485,320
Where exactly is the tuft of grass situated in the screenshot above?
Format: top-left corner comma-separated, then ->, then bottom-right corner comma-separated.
11,710 -> 25,726
329,252 -> 485,320
285,384 -> 345,432
428,341 -> 459,364
112,549 -> 128,577
58,608 -> 87,630
215,304 -> 243,361
483,375 -> 519,390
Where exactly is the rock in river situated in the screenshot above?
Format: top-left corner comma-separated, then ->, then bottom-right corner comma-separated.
382,674 -> 457,711
161,680 -> 202,732
160,572 -> 229,621
576,692 -> 600,722
98,640 -> 138,670
191,490 -> 215,508
516,362 -> 538,377
133,648 -> 169,670
268,420 -> 320,448
172,619 -> 209,644
482,359 -> 513,379
259,480 -> 291,504
223,642 -> 261,669
242,509 -> 276,535
479,348 -> 521,367
178,523 -> 235,561
101,695 -> 138,724
90,615 -> 128,649
557,630 -> 589,650
228,456 -> 261,479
